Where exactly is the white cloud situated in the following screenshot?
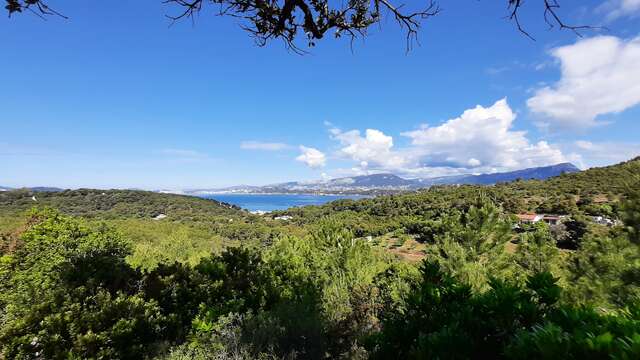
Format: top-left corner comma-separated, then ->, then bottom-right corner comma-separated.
296,146 -> 326,168
468,158 -> 481,167
240,141 -> 290,151
567,140 -> 640,168
331,128 -> 408,170
599,0 -> 640,20
326,99 -> 568,177
527,35 -> 640,129
402,98 -> 567,171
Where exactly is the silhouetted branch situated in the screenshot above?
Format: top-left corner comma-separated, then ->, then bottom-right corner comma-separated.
5,0 -> 599,51
508,0 -> 600,40
5,0 -> 66,18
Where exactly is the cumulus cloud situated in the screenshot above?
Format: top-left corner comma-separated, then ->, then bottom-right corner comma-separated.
240,141 -> 290,151
598,0 -> 640,20
327,99 -> 568,177
527,35 -> 640,129
330,128 -> 408,170
296,146 -> 326,168
402,98 -> 567,171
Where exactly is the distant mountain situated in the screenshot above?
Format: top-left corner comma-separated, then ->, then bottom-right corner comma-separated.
3,164 -> 580,197
188,163 -> 581,195
0,186 -> 63,192
331,173 -> 415,187
28,187 -> 65,192
427,163 -> 581,186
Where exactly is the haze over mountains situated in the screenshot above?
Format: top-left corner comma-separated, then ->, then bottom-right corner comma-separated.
0,186 -> 63,193
188,163 -> 580,195
2,163 -> 581,195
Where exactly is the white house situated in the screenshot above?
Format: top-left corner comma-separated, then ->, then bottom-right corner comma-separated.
516,214 -> 543,224
153,214 -> 167,220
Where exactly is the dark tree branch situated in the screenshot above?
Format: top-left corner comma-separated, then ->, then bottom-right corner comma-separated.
507,0 -> 534,40
5,1 -> 599,52
5,0 -> 66,18
378,0 -> 440,51
508,0 -> 600,40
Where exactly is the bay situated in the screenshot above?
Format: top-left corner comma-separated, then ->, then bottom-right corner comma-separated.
199,193 -> 368,212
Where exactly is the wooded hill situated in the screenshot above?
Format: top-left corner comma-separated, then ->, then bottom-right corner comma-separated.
275,157 -> 640,233
0,158 -> 639,359
0,189 -> 296,269
0,188 -> 243,220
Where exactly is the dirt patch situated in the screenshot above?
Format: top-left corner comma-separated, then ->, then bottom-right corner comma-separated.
387,247 -> 425,262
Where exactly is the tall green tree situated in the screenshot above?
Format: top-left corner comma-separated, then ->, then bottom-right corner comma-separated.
566,187 -> 640,309
423,200 -> 513,291
515,222 -> 561,276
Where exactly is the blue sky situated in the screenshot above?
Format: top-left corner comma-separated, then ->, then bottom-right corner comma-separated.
2,0 -> 640,189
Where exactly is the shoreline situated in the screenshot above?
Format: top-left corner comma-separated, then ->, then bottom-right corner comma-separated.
194,192 -> 374,197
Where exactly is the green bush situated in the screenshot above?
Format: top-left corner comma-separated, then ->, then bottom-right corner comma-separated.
371,261 -> 640,359
0,209 -> 167,359
1,166 -> 640,359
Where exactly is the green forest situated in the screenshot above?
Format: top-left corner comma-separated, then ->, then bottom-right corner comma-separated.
1,157 -> 639,359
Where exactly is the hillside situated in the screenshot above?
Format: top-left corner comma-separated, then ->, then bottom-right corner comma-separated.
4,3 -> 640,357
275,157 -> 640,232
1,158 -> 639,359
0,188 -> 243,220
0,189 -> 293,268
541,156 -> 640,194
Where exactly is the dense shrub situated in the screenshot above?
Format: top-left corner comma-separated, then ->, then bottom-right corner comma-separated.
371,262 -> 640,359
0,209 -> 167,359
1,158 -> 639,358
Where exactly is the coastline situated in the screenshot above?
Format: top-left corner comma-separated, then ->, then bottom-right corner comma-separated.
194,192 -> 374,197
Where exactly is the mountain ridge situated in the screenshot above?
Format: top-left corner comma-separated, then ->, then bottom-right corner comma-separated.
0,186 -> 63,192
188,163 -> 581,195
3,163 -> 582,196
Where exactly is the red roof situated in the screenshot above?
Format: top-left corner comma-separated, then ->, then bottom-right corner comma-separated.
516,214 -> 539,221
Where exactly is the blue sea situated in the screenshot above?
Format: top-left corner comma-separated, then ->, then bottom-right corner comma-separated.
199,193 -> 368,212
